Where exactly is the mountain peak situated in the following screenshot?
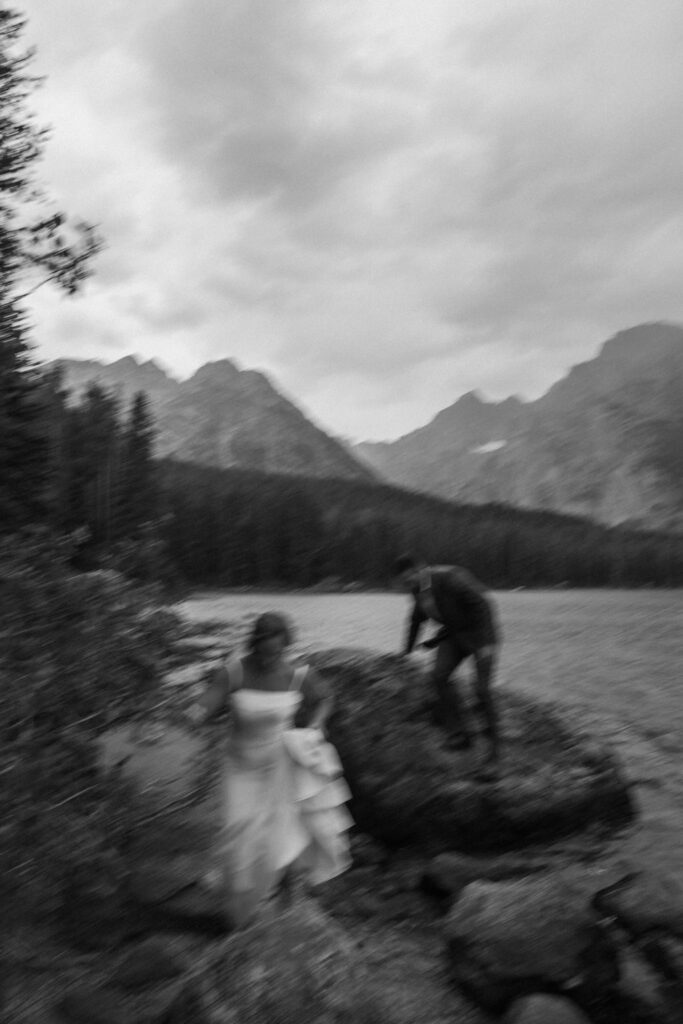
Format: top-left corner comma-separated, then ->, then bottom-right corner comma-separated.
189,358 -> 241,384
457,390 -> 485,406
599,321 -> 683,364
110,355 -> 141,369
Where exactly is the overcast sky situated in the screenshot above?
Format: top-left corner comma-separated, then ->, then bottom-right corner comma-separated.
19,0 -> 683,441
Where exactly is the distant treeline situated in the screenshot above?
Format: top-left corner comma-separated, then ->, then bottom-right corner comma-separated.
158,459 -> 683,589
2,363 -> 160,576
5,356 -> 682,588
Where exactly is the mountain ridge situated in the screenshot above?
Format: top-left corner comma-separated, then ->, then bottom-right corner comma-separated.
51,354 -> 375,484
50,320 -> 683,530
355,321 -> 683,532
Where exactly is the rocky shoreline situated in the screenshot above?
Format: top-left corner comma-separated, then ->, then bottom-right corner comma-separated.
8,630 -> 683,1024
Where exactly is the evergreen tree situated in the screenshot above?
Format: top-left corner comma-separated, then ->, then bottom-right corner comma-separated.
79,383 -> 121,545
119,390 -> 156,534
0,304 -> 46,529
0,8 -> 99,535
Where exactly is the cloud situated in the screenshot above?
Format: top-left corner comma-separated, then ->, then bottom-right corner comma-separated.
19,0 -> 683,440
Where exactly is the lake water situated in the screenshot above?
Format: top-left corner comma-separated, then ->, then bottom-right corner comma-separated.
108,587 -> 683,874
176,588 -> 682,719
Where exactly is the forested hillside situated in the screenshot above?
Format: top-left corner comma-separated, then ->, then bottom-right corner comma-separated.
158,460 -> 683,589
6,363 -> 682,589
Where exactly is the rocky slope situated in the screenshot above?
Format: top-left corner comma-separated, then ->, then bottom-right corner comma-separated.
52,355 -> 375,483
357,323 -> 683,532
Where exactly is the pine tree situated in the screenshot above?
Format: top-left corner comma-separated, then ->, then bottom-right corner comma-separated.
119,391 -> 156,534
80,383 -> 121,545
0,8 -> 99,535
0,304 -> 47,528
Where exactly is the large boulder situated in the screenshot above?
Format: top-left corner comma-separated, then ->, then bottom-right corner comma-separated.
444,872 -> 620,1014
593,865 -> 683,939
504,994 -> 591,1023
422,850 -> 550,904
312,650 -> 633,851
206,897 -> 389,1023
593,867 -> 683,996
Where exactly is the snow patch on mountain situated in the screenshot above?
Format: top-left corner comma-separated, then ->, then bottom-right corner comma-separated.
471,440 -> 507,454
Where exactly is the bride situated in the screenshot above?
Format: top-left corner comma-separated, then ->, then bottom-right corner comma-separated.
188,611 -> 352,927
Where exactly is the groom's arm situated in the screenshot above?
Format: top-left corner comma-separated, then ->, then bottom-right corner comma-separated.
404,600 -> 426,654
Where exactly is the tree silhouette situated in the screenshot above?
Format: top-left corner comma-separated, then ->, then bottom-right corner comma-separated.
119,390 -> 156,534
0,8 -> 100,535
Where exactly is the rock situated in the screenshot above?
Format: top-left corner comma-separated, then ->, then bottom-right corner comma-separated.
593,867 -> 683,938
145,980 -> 209,1024
163,663 -> 210,688
151,887 -> 231,936
111,938 -> 183,990
61,876 -> 145,952
504,993 -> 591,1023
128,859 -> 204,905
131,877 -> 231,937
311,650 -> 633,851
617,946 -> 682,1023
98,724 -> 204,799
423,851 -> 549,902
56,985 -> 131,1024
57,979 -> 209,1024
206,897 -> 376,1023
174,635 -> 225,653
593,867 -> 683,1002
374,892 -> 422,924
444,872 -> 620,1013
349,832 -> 388,867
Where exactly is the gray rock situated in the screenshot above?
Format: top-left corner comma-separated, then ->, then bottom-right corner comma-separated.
174,635 -> 224,652
57,979 -> 208,1024
349,832 -> 387,867
207,898 -> 372,1022
130,873 -> 231,937
593,867 -> 683,938
617,946 -> 683,1023
98,724 -> 204,799
145,980 -> 209,1024
163,663 -> 209,688
128,859 -> 203,905
111,938 -> 183,990
504,993 -> 590,1023
312,650 -> 633,851
444,872 -> 620,1013
57,986 -> 131,1024
423,851 -> 549,902
61,876 -> 145,952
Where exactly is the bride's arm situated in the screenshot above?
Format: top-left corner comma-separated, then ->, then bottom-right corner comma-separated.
300,667 -> 333,733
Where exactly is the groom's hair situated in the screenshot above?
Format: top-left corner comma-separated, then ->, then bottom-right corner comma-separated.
393,553 -> 417,576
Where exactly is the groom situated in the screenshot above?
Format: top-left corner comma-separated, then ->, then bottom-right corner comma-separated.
393,554 -> 500,766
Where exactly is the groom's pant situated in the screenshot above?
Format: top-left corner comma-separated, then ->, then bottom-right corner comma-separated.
431,635 -> 498,751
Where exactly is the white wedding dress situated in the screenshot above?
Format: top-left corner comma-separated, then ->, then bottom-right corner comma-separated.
216,661 -> 352,925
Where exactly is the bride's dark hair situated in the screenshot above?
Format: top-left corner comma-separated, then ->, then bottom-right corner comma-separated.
248,611 -> 293,650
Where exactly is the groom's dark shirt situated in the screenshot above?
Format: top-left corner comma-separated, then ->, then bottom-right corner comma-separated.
404,565 -> 498,655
